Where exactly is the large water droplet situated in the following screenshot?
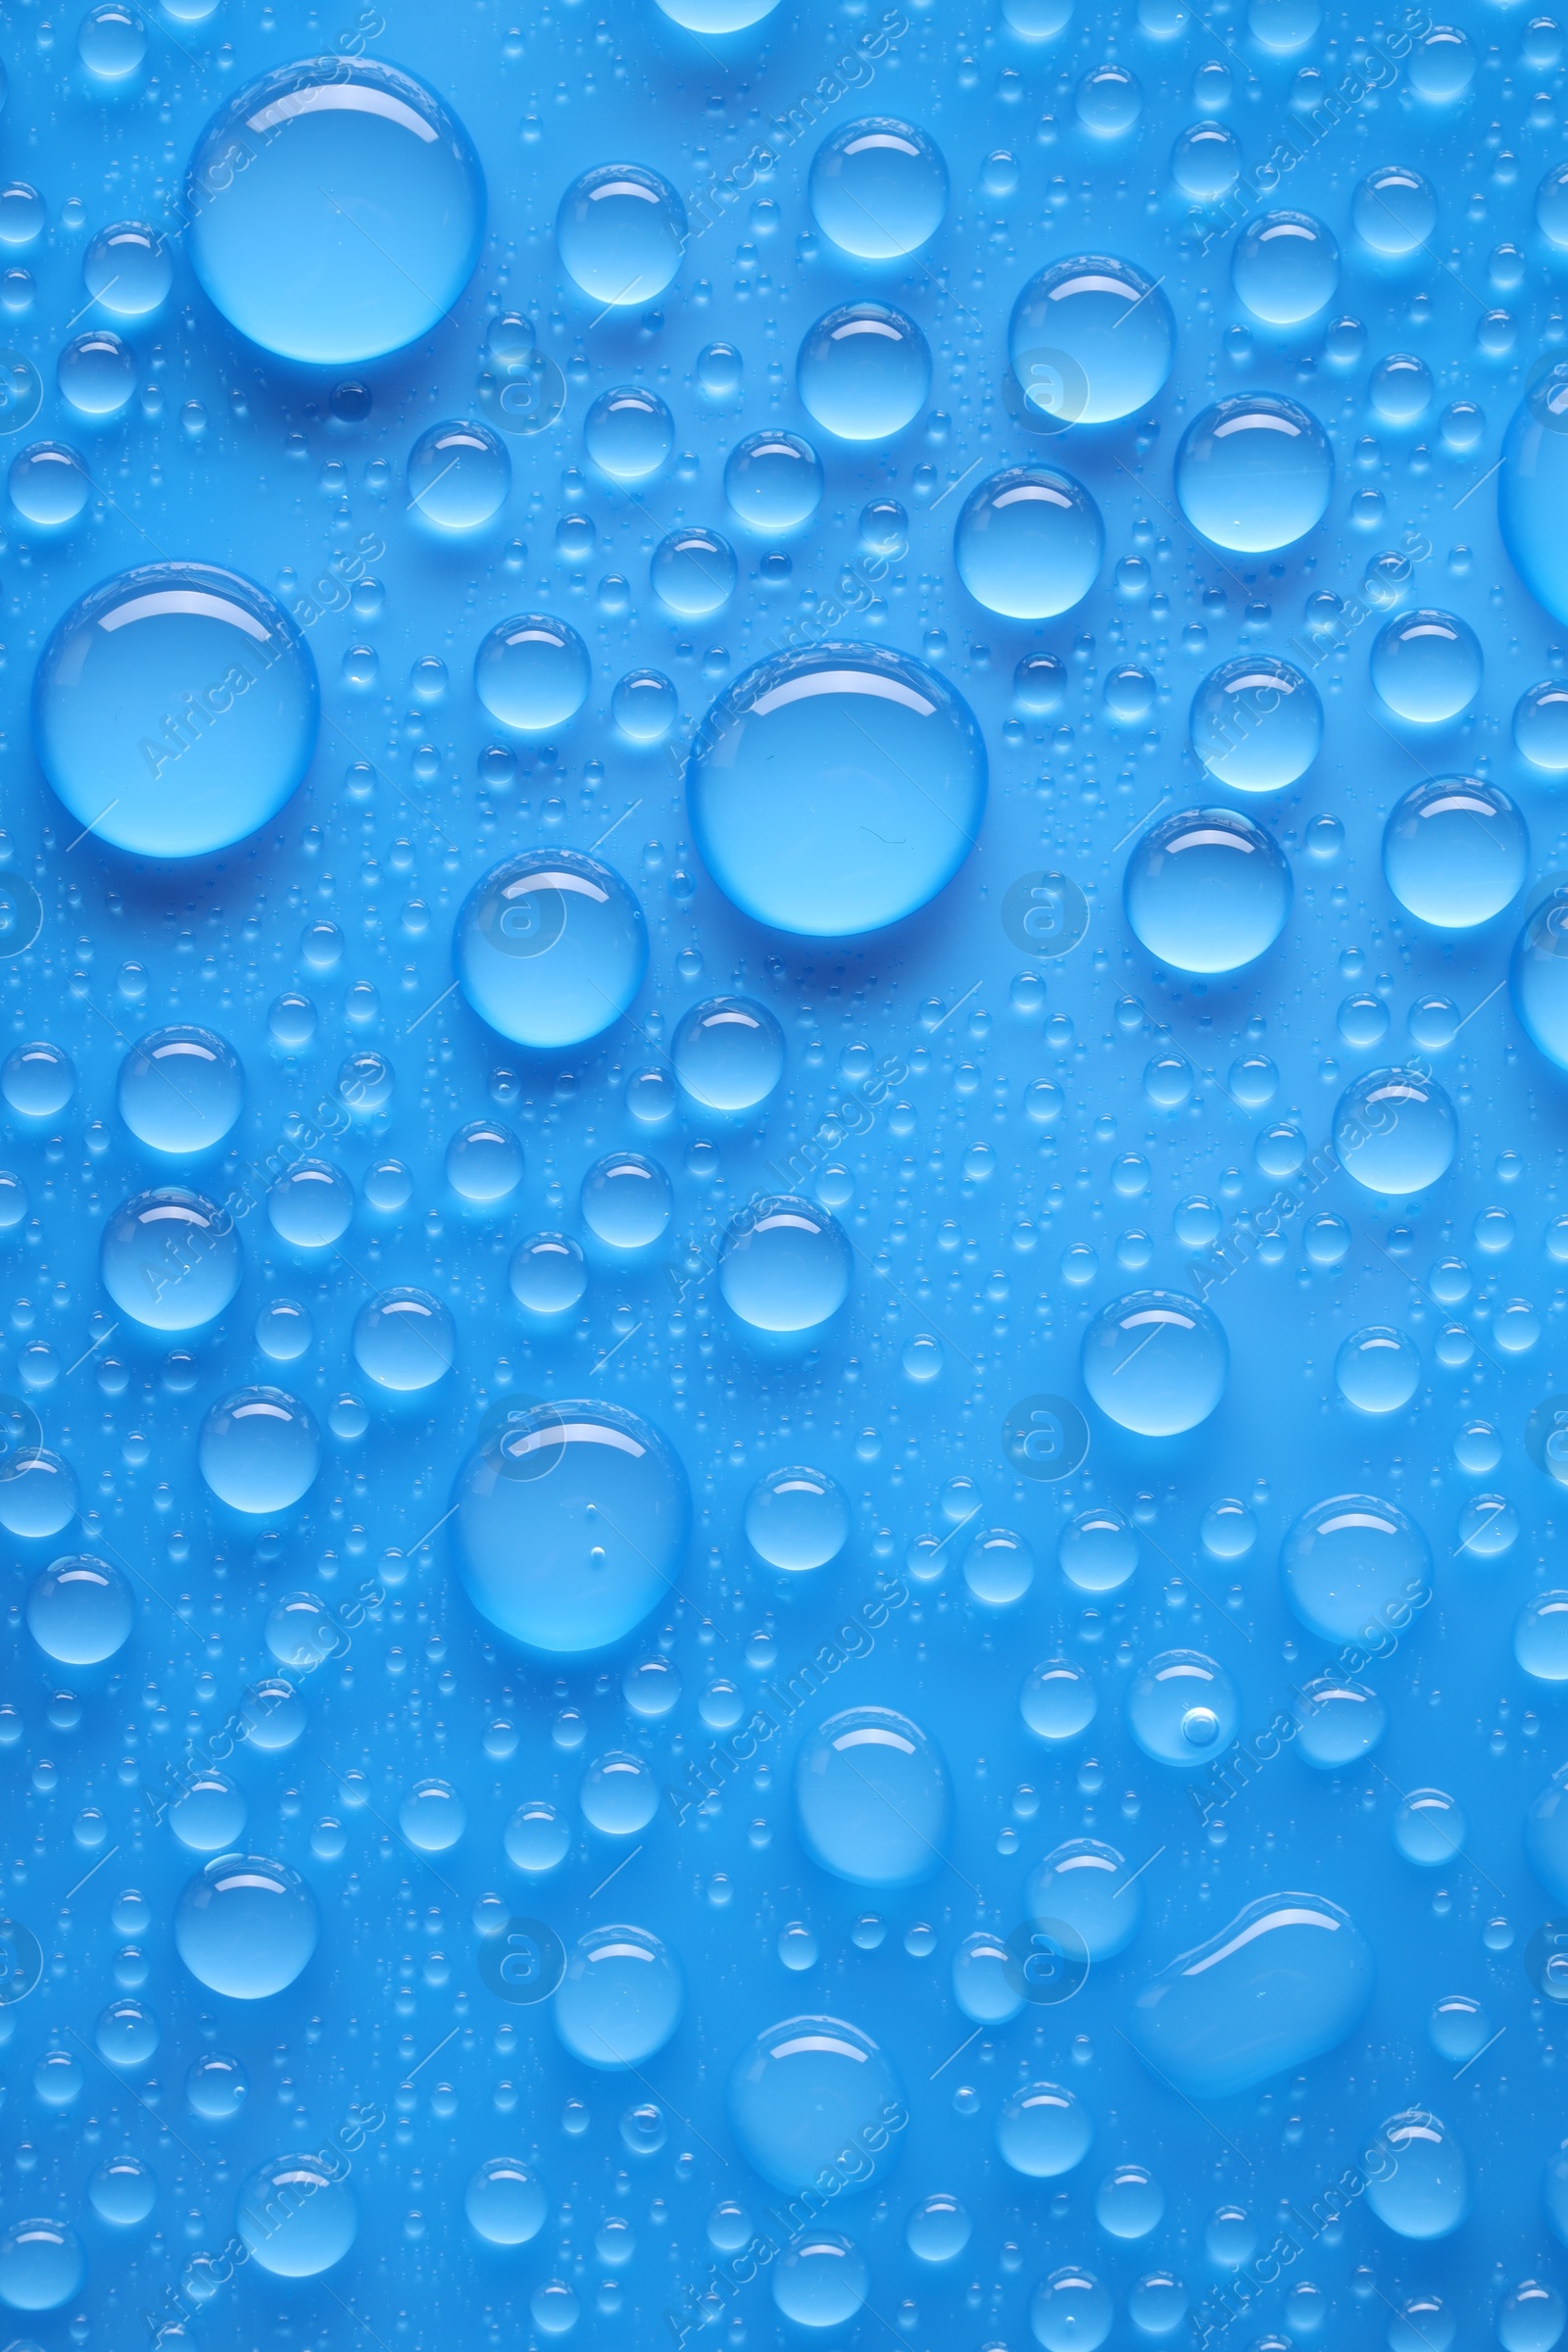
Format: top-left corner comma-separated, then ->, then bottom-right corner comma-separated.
1007,254 -> 1173,424
102,1188 -> 242,1331
174,1854 -> 318,1999
1130,1893 -> 1374,2098
1279,1493 -> 1431,1642
556,1924 -> 684,2069
1382,775 -> 1526,927
955,464 -> 1103,619
1081,1290 -> 1229,1436
455,850 -> 647,1049
1189,655 -> 1321,791
1333,1066 -> 1456,1193
558,164 -> 686,307
1175,394 -> 1334,552
798,302 -> 931,440
1124,807 -> 1292,973
727,2014 -> 904,2191
237,2152 -> 358,2276
794,1706 -> 951,1886
808,118 -> 949,259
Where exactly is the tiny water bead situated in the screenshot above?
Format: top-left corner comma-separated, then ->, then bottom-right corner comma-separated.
689,642 -> 984,936
672,996 -> 785,1111
581,1152 -> 674,1250
32,562 -> 319,859
1007,254 -> 1174,425
745,1464 -> 850,1571
474,613 -> 590,732
1370,609 -> 1483,724
718,1196 -> 852,1332
1189,655 -> 1322,791
101,1188 -> 242,1332
353,1288 -> 457,1393
406,420 -> 510,531
808,118 -> 949,260
1336,1326 -> 1421,1413
1124,808 -> 1292,974
118,1024 -> 242,1154
651,526 -> 738,618
174,1853 -> 319,1999
1174,394 -> 1334,553
556,1925 -> 684,2069
997,2082 -> 1094,2179
797,302 -> 932,440
454,849 -> 648,1050
795,1706 -> 951,1886
728,2014 -> 903,2195
1279,1493 -> 1432,1643
723,430 -> 823,534
1333,1066 -> 1457,1194
955,464 -> 1103,620
187,60 -> 484,364
585,384 -> 674,481
453,1399 -> 690,1653
1125,1651 -> 1240,1768
558,164 -> 686,307
509,1233 -> 588,1317
1231,211 -> 1340,326
1081,1291 -> 1228,1436
198,1387 -> 320,1514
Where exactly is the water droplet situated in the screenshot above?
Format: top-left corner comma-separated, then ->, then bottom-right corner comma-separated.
1189,655 -> 1321,791
1130,1892 -> 1373,2098
586,385 -> 674,482
1293,1676 -> 1387,1768
474,613 -> 590,732
84,219 -> 171,316
1393,1786 -> 1466,1866
955,464 -> 1103,619
1336,1326 -> 1420,1413
102,1188 -> 242,1331
798,302 -> 931,440
773,2233 -> 869,2328
119,1025 -> 242,1154
455,850 -> 647,1049
1081,1290 -> 1228,1436
26,1554 -> 132,1665
238,2151 -> 358,2276
174,1853 -> 318,1999
555,1924 -> 684,2069
1125,807 -> 1291,974
466,2158 -> 546,2246
744,1464 -> 850,1570
795,1706 -> 950,1886
1333,1066 -> 1456,1193
723,429 -> 823,534
1365,2111 -> 1468,2238
198,1387 -> 320,1513
558,164 -> 686,307
1175,394 -> 1334,552
407,419 -> 509,531
719,1195 -> 851,1332
1232,210 -> 1339,324
57,328 -> 135,417
997,2081 -> 1093,2178
1370,609 -> 1482,723
808,118 -> 948,259
1280,1493 -> 1431,1642
1026,1837 -> 1143,1956
728,2014 -> 904,2191
1008,254 -> 1172,425
651,526 -> 737,618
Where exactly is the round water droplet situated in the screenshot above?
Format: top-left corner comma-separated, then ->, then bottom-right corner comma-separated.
406,419 -> 509,531
1515,680 -> 1568,771
0,2218 -> 85,2311
1081,1290 -> 1228,1436
688,643 -> 985,936
795,1706 -> 950,1886
558,163 -> 686,307
1365,2112 -> 1468,2239
26,1555 -> 132,1665
555,1924 -> 684,2070
102,1188 -> 242,1332
269,1158 -> 352,1249
1020,1658 -> 1097,1744
1124,807 -> 1292,974
586,385 -> 674,481
1172,122 -> 1240,201
773,2232 -> 869,2328
727,2014 -> 904,2191
952,1930 -> 1026,2025
1059,1505 -> 1139,1594
1352,164 -> 1437,255
398,1779 -> 465,1852
1231,209 -> 1338,324
0,1449 -> 77,1540
745,1464 -> 850,1571
454,1400 -> 690,1654
1008,254 -> 1173,425
1383,775 -> 1526,929
187,61 -> 484,363
1026,1837 -> 1142,1956
673,997 -> 784,1112
505,1798 -> 571,1873
171,1771 -> 246,1853
906,2191 -> 971,2263
10,441 -> 87,529
1369,352 -> 1433,426
352,1287 -> 455,1393
1097,2166 -> 1164,2240
466,2157 -> 547,2247
455,850 -> 647,1050
1175,394 -> 1333,552
474,613 -> 589,732
198,1387 -> 320,1514
1393,1787 -> 1466,1867
612,667 -> 677,743
1189,655 -> 1321,790
581,1752 -> 659,1837
1500,363 -> 1568,626
2,1041 -> 73,1119
1126,1652 -> 1239,1767
581,1152 -> 673,1250
955,464 -> 1102,620
719,1196 -> 851,1332
32,563 -> 318,858
58,328 -> 135,417
509,1233 -> 587,1317
238,2152 -> 358,2277
808,117 -> 948,259
446,1118 -> 522,1203
1516,1592 -> 1568,1681
84,219 -> 171,316
1370,609 -> 1482,723
723,429 -> 823,534
798,302 -> 931,440
651,526 -> 737,619
119,1025 -> 242,1154
963,1525 -> 1034,1605
1279,1493 -> 1431,1642
1336,1326 -> 1420,1413
997,2081 -> 1093,2179
90,2152 -> 157,2223
1292,1676 -> 1387,1768
174,1853 -> 318,1999
1333,1066 -> 1456,1194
